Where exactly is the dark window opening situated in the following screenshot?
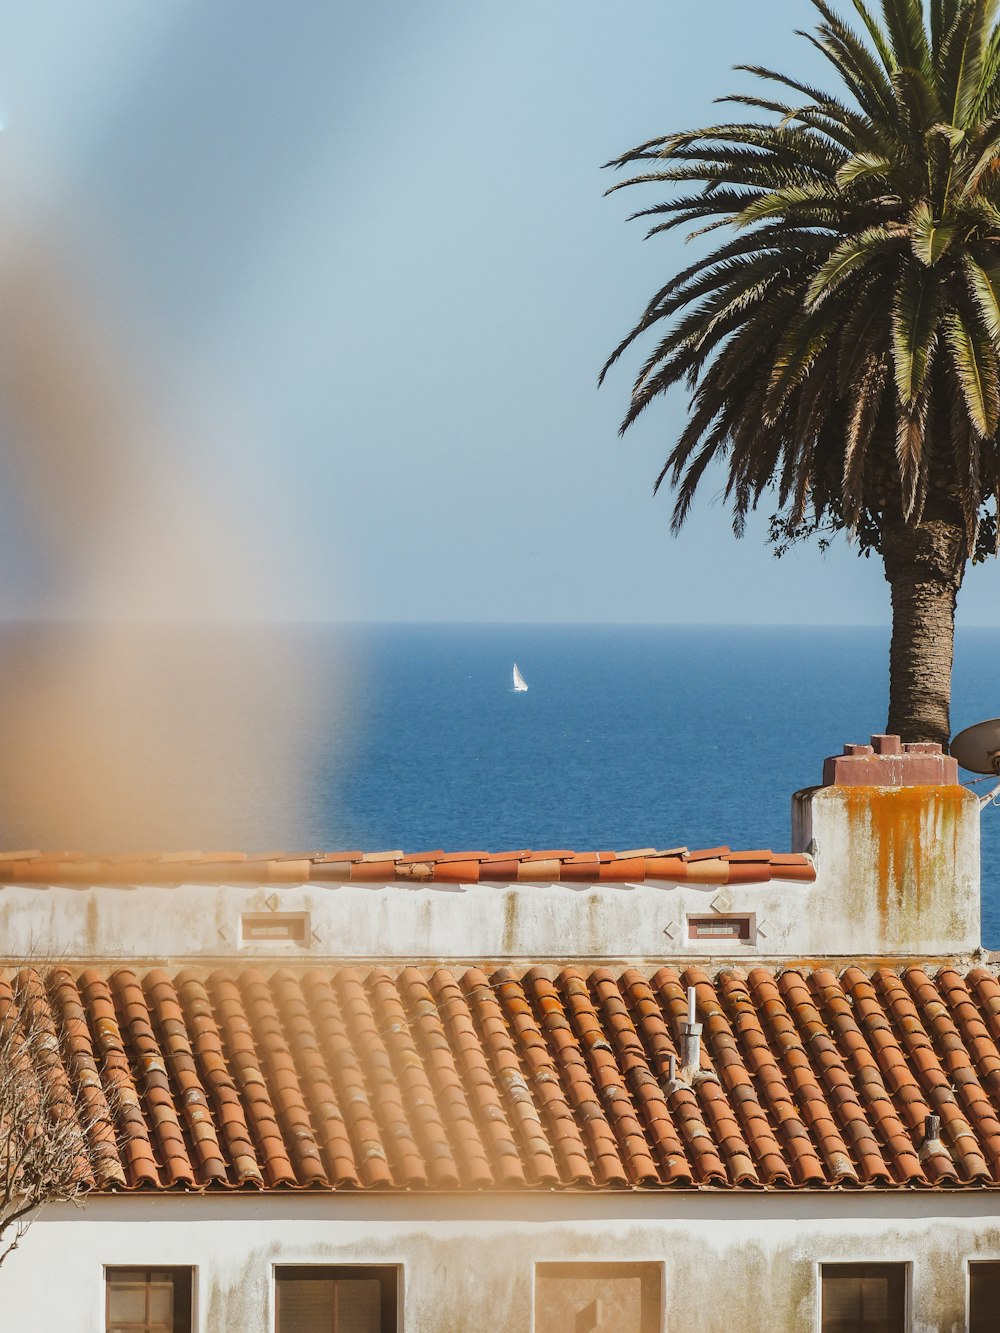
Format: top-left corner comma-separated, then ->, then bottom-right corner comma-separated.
687,915 -> 752,941
106,1267 -> 192,1333
821,1263 -> 906,1333
275,1265 -> 398,1333
240,912 -> 310,944
535,1262 -> 661,1333
970,1262 -> 1000,1333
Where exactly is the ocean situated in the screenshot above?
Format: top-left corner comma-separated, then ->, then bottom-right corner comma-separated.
0,622 -> 997,945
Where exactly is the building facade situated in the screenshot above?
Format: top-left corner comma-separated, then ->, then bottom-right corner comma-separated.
0,736 -> 997,1331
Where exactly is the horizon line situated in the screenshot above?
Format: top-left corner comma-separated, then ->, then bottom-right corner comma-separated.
0,616 -> 997,630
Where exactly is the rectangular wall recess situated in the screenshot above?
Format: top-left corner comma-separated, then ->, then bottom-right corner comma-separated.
535,1262 -> 662,1333
687,915 -> 752,942
240,912 -> 310,946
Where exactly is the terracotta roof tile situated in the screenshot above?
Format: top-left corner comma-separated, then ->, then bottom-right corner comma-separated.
209,971 -> 297,1188
849,976 -> 934,1166
650,862 -> 692,885
779,969 -> 901,1185
300,970 -> 392,1187
463,967 -> 561,1187
44,967 -> 122,1188
174,970 -> 264,1188
0,847 -> 815,886
712,969 -> 826,1187
239,970 -> 329,1188
626,970 -> 746,1189
492,970 -> 593,1185
427,969 -> 525,1188
2,969 -> 95,1192
524,975 -> 613,1180
398,967 -> 495,1187
269,970 -> 358,1187
15,962 -> 1000,1193
335,969 -> 427,1187
112,969 -> 195,1188
900,967 -> 993,1182
367,969 -> 461,1188
683,968 -> 787,1186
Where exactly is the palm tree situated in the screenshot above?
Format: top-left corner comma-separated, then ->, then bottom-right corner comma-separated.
602,0 -> 1000,746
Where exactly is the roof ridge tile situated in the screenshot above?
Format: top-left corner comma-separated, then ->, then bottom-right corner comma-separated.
0,846 -> 817,885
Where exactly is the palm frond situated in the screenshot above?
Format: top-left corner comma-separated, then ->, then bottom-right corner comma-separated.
837,279 -> 892,391
938,0 -> 1000,127
959,112 -> 1000,191
836,150 -> 896,185
603,0 -> 1000,551
944,307 -> 1000,435
764,306 -> 839,419
806,226 -> 900,306
949,404 -> 982,546
843,359 -> 889,520
892,263 -> 940,409
894,399 -> 929,517
851,0 -> 897,70
734,181 -> 843,227
963,253 -> 1000,339
910,198 -> 956,262
801,25 -> 901,126
880,0 -> 934,74
930,0 -> 963,59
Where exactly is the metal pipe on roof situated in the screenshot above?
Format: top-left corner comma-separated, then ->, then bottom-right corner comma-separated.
918,1113 -> 947,1164
681,985 -> 702,1080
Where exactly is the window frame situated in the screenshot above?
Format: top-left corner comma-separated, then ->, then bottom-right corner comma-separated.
815,1259 -> 911,1333
104,1265 -> 195,1333
273,1263 -> 400,1333
967,1259 -> 1000,1333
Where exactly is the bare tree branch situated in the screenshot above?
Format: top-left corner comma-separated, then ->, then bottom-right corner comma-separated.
0,963 -> 120,1270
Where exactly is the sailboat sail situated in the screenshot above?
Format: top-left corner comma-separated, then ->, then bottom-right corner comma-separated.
512,663 -> 528,692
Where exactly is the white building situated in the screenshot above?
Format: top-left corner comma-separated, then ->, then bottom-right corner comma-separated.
1,735 -> 998,1332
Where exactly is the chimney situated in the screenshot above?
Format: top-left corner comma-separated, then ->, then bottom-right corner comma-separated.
792,735 -> 979,957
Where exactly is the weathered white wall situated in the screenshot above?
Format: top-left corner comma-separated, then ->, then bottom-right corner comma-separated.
0,876 -> 817,964
6,1191 -> 1000,1332
0,782 -> 979,964
0,852 -> 978,968
794,784 -> 980,957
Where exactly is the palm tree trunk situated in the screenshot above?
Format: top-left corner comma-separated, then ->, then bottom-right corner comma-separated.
881,515 -> 967,747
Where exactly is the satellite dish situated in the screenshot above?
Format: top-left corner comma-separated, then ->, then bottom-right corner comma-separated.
950,718 -> 1000,774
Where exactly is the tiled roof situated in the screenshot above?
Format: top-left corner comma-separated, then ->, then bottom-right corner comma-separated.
0,847 -> 815,885
12,961 -> 1000,1194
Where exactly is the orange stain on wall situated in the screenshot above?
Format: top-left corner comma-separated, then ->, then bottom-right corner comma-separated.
842,785 -> 968,927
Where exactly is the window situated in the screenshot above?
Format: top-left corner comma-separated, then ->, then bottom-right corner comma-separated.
275,1266 -> 398,1333
821,1263 -> 906,1333
970,1262 -> 1000,1333
106,1268 -> 192,1333
687,915 -> 752,941
534,1262 -> 661,1333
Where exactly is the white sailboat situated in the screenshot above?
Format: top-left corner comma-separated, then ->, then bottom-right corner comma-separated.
512,663 -> 528,692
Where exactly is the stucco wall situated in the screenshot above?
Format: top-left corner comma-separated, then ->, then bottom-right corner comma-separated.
0,781 -> 979,965
794,784 -> 980,956
6,1192 -> 1000,1332
0,863 -> 977,969
0,876 -> 819,964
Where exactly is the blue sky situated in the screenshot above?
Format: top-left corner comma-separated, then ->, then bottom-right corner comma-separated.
0,0 -> 997,626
